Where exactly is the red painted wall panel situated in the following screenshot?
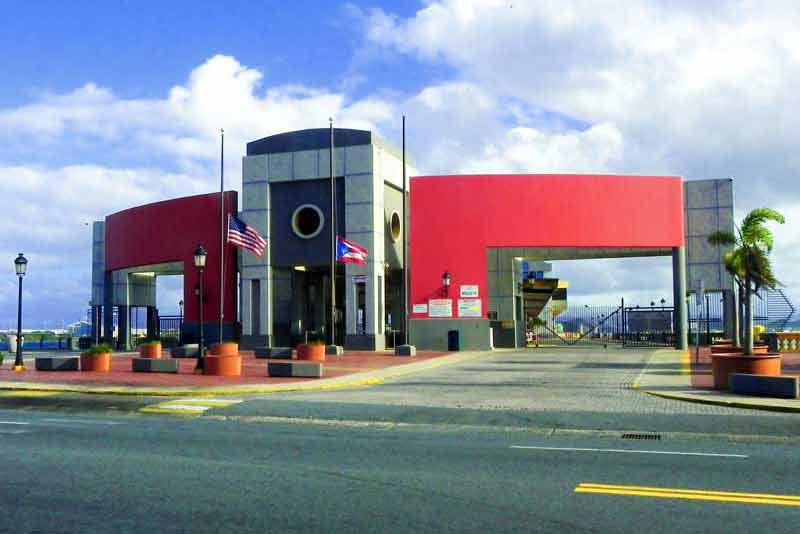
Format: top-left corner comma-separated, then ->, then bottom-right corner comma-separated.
409,174 -> 684,319
105,192 -> 238,323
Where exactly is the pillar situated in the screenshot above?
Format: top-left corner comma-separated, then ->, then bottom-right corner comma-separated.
117,305 -> 130,351
102,272 -> 114,345
146,306 -> 158,340
672,246 -> 688,350
722,289 -> 738,344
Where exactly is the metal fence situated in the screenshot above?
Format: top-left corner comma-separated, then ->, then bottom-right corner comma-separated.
532,304 -> 624,346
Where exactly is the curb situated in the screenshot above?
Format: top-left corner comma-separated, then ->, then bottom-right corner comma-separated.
635,349 -> 800,414
0,350 -> 487,397
641,389 -> 800,413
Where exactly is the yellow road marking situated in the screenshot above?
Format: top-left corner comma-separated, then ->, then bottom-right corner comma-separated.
575,483 -> 800,507
0,390 -> 59,397
681,350 -> 691,375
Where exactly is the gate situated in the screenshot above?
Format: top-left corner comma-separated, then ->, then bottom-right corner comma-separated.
621,305 -> 675,347
530,303 -> 676,348
531,304 -> 624,346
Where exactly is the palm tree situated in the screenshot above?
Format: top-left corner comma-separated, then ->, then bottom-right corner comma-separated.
708,208 -> 785,355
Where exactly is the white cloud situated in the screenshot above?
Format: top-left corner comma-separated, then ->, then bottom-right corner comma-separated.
364,1 -> 800,201
5,11 -> 800,326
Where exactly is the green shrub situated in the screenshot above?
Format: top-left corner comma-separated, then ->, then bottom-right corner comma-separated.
84,343 -> 114,356
141,339 -> 162,346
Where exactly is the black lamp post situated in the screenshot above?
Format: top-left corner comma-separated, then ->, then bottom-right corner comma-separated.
194,244 -> 207,373
13,253 -> 27,372
442,271 -> 451,297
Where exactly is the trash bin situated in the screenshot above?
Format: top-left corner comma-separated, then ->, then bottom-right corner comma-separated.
447,330 -> 461,351
7,334 -> 23,354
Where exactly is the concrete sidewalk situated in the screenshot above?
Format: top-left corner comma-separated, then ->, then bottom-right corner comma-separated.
0,350 -> 488,397
634,349 -> 800,413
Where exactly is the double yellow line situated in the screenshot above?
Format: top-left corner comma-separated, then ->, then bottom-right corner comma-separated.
575,483 -> 800,507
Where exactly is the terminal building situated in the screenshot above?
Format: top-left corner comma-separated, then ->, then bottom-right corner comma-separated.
89,128 -> 736,352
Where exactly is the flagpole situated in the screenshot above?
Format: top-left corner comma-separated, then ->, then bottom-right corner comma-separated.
402,115 -> 408,346
329,119 -> 336,347
219,128 -> 225,344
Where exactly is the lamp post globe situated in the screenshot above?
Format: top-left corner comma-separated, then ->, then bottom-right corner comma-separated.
193,244 -> 207,373
13,253 -> 27,371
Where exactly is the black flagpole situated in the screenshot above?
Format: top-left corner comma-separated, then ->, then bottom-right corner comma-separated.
219,128 -> 225,344
329,119 -> 336,347
402,116 -> 409,346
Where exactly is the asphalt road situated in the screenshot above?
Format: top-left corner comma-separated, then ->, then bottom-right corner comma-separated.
227,347 -> 800,438
0,409 -> 798,534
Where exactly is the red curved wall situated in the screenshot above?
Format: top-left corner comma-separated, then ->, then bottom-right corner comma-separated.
409,174 -> 684,319
105,192 -> 238,323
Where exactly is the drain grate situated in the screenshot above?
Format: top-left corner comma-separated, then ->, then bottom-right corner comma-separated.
621,433 -> 661,440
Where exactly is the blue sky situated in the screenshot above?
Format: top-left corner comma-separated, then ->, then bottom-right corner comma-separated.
0,1 -> 425,106
2,1 -> 799,329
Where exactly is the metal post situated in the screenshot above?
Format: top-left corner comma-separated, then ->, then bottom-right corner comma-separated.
329,119 -> 336,347
219,129 -> 225,344
402,115 -> 408,346
195,268 -> 205,372
14,276 -> 23,370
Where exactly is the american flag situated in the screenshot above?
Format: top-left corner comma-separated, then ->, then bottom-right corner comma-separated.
227,214 -> 267,256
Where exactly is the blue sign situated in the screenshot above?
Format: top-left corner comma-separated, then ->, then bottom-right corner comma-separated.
521,261 -> 529,273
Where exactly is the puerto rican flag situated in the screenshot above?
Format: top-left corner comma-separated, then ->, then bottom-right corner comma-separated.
336,236 -> 368,265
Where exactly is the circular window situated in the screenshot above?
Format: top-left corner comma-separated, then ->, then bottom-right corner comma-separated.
390,211 -> 401,242
291,204 -> 325,239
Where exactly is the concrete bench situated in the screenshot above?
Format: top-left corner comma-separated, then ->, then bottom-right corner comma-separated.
35,356 -> 80,371
170,344 -> 199,358
132,358 -> 179,374
729,373 -> 799,399
325,345 -> 343,356
255,347 -> 293,359
394,344 -> 417,357
267,361 -> 323,378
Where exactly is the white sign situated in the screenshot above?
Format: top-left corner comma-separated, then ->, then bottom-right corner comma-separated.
353,275 -> 368,284
457,298 -> 482,318
460,285 -> 479,298
412,304 -> 428,314
428,299 -> 453,318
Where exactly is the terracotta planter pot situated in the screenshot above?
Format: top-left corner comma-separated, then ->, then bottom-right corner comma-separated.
710,353 -> 782,390
138,344 -> 162,359
80,353 -> 112,372
297,344 -> 325,362
210,342 -> 239,357
204,355 -> 242,376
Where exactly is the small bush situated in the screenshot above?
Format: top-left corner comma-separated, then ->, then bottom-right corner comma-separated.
141,339 -> 162,346
84,343 -> 114,356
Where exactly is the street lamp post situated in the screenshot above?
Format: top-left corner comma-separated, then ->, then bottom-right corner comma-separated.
442,272 -> 451,297
194,245 -> 207,374
13,253 -> 27,372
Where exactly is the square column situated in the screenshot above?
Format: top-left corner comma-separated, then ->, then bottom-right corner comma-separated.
343,166 -> 386,350
240,155 -> 273,349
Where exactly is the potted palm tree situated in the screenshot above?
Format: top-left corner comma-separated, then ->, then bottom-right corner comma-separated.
80,343 -> 114,372
707,208 -> 784,388
297,334 -> 326,362
138,339 -> 162,359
